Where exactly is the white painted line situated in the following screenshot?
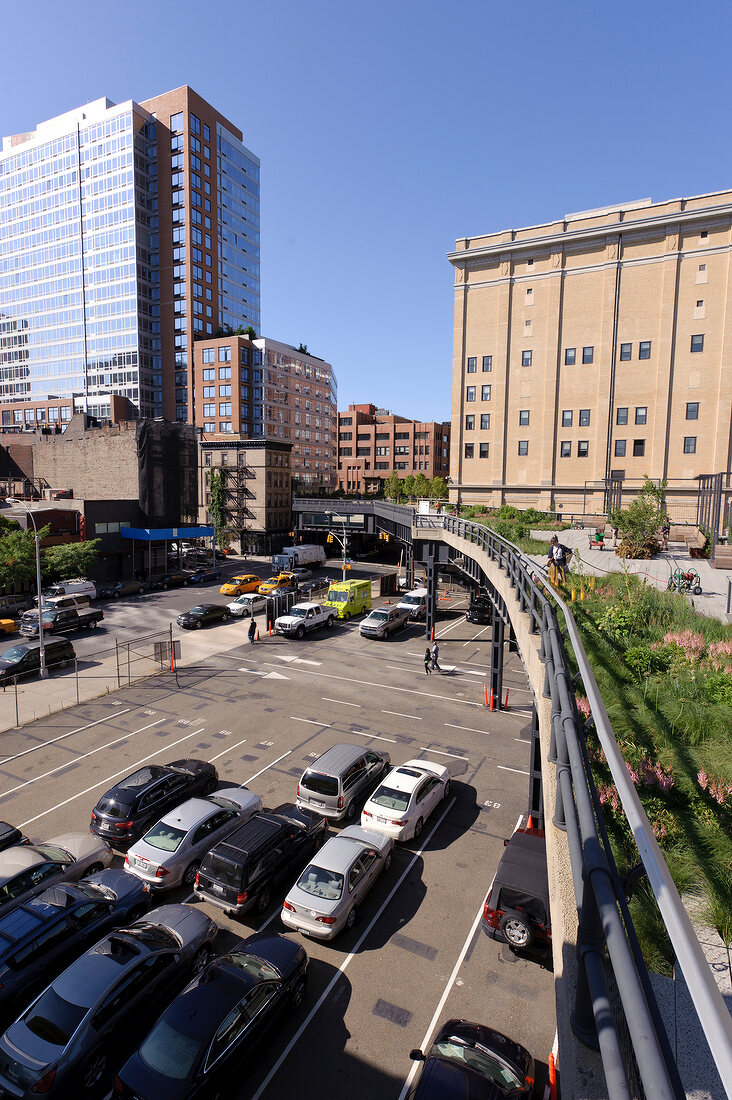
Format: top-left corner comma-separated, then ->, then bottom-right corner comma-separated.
290,717 -> 331,727
250,796 -> 456,1100
386,665 -> 413,673
243,750 -> 292,785
498,764 -> 530,776
419,747 -> 468,760
436,618 -> 465,638
18,728 -> 206,829
0,719 -> 166,801
321,697 -> 361,708
352,731 -> 397,743
445,723 -> 488,735
398,895 -> 485,1100
208,736 -> 249,764
461,669 -> 486,677
382,710 -> 421,720
463,626 -> 491,646
265,664 -> 484,709
515,737 -> 531,744
0,708 -> 131,767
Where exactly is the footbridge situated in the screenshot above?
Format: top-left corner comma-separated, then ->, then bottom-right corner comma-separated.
293,498 -> 732,1100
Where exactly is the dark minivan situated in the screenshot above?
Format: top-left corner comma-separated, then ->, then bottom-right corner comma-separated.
0,637 -> 75,682
194,803 -> 327,918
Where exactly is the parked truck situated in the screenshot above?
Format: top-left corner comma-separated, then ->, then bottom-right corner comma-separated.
274,602 -> 336,638
272,544 -> 326,572
322,579 -> 372,620
20,605 -> 104,637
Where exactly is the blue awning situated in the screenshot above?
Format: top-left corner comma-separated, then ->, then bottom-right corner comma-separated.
119,526 -> 215,542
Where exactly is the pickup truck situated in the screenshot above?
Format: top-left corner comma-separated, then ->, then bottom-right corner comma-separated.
274,602 -> 335,639
20,606 -> 104,637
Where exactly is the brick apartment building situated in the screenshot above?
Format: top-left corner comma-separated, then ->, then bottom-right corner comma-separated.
198,438 -> 292,554
337,404 -> 450,494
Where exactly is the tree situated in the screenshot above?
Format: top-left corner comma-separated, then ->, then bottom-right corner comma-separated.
42,540 -> 101,582
297,343 -> 309,355
0,525 -> 50,589
611,477 -> 666,559
383,471 -> 403,501
403,475 -> 416,501
430,476 -> 448,501
414,473 -> 430,499
208,469 -> 230,551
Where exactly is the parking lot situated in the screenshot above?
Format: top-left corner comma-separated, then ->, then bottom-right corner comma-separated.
0,578 -> 556,1098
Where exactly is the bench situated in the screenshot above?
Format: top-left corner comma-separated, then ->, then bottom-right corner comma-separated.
685,528 -> 708,557
713,545 -> 732,570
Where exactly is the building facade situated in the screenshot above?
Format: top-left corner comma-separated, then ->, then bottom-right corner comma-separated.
449,191 -> 732,514
193,334 -> 337,491
0,87 -> 259,425
337,404 -> 450,494
199,438 -> 292,554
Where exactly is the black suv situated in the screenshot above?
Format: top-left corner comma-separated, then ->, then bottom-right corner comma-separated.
90,759 -> 218,847
467,595 -> 492,625
482,826 -> 551,950
149,572 -> 190,591
0,637 -> 75,683
194,803 -> 327,917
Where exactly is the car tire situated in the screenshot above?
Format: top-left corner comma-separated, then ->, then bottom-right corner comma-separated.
291,974 -> 306,1009
345,799 -> 357,821
346,906 -> 357,930
413,817 -> 424,840
89,620 -> 97,629
222,612 -> 229,621
256,887 -> 272,914
295,625 -> 305,640
383,850 -> 392,872
82,1051 -> 107,1089
86,862 -> 105,875
183,860 -> 200,887
191,943 -> 212,975
137,587 -> 145,595
343,610 -> 351,621
443,779 -> 451,799
499,909 -> 535,949
183,580 -> 189,586
113,591 -> 120,599
195,621 -> 202,629
326,616 -> 335,628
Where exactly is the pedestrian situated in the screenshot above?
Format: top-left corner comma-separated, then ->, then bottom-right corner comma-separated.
423,646 -> 432,675
248,617 -> 257,644
547,536 -> 571,584
431,641 -> 440,671
660,517 -> 670,552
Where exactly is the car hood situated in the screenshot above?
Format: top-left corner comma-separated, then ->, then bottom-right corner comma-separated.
145,903 -> 217,950
275,615 -> 301,627
210,788 -> 262,814
85,868 -> 148,902
47,832 -> 103,861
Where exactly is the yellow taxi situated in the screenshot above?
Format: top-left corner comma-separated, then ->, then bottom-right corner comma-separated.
258,573 -> 297,596
219,574 -> 262,597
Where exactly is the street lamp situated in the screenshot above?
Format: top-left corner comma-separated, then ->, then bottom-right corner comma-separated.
325,510 -> 348,581
5,498 -> 46,679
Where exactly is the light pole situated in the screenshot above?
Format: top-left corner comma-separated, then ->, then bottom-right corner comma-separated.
325,511 -> 348,581
5,498 -> 46,678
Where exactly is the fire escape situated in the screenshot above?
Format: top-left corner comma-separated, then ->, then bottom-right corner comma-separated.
219,462 -> 257,538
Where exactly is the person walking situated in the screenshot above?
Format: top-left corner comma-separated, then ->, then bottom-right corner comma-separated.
423,646 -> 432,675
248,617 -> 257,644
431,641 -> 440,671
547,536 -> 570,584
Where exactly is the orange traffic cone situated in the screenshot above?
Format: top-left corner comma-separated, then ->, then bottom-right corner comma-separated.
255,628 -> 260,641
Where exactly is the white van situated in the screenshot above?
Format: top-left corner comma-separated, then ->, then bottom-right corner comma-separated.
397,586 -> 428,621
44,579 -> 97,600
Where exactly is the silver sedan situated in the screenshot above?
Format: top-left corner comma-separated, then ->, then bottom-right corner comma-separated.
0,832 -> 113,916
124,788 -> 262,891
281,825 -> 393,940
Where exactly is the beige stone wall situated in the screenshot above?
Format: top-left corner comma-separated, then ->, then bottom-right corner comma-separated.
33,428 -> 139,500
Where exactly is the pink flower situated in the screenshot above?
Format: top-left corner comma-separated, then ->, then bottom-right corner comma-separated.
698,770 -> 709,790
576,695 -> 591,718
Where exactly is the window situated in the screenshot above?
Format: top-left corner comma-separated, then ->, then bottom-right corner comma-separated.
578,441 -> 589,457
203,368 -> 214,381
683,436 -> 697,453
639,341 -> 651,360
696,300 -> 704,309
582,346 -> 594,364
479,442 -> 489,459
218,346 -> 231,362
526,287 -> 533,300
465,415 -> 475,430
218,367 -> 231,380
481,385 -> 491,401
219,385 -> 231,397
203,386 -> 214,398
202,349 -> 214,363
466,386 -> 476,402
686,402 -> 699,420
464,443 -> 474,459
615,439 -> 627,457
482,355 -> 492,372
560,441 -> 571,457
219,403 -> 232,416
466,357 -> 477,373
480,413 -> 491,430
620,343 -> 632,361
170,112 -> 184,132
561,410 -> 573,427
691,334 -> 704,352
518,441 -> 528,456
565,347 -> 576,365
616,407 -> 628,425
635,407 -> 647,425
579,409 -> 591,426
203,404 -> 215,417
701,230 -> 708,239
521,350 -> 532,367
519,410 -> 530,426
633,439 -> 645,457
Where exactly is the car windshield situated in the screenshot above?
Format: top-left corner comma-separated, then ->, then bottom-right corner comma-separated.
25,988 -> 86,1047
32,845 -> 72,862
297,865 -> 343,900
1,646 -> 29,662
327,591 -> 347,603
371,785 -> 410,812
402,595 -> 422,606
139,1018 -> 202,1080
369,610 -> 388,622
224,952 -> 281,980
431,1038 -> 523,1089
141,823 -> 187,852
188,607 -> 207,616
265,578 -> 279,585
289,608 -> 307,618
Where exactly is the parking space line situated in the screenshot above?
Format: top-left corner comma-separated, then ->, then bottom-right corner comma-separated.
265,664 -> 485,708
208,735 -> 249,764
17,728 -> 206,829
382,710 -> 421,720
244,751 -> 292,784
290,717 -> 331,727
0,709 -> 131,767
321,697 -> 361,708
463,626 -> 491,646
436,619 -> 466,638
250,796 -> 457,1100
498,764 -> 530,776
515,737 -> 531,743
418,747 -> 468,760
352,731 -> 397,743
445,722 -> 488,735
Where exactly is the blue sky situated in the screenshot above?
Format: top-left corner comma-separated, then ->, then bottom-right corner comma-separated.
2,0 -> 732,422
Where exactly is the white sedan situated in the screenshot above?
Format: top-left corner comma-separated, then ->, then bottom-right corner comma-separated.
227,593 -> 268,618
360,759 -> 451,841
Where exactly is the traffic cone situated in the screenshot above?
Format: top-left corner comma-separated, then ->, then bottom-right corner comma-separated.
483,683 -> 488,706
256,628 -> 260,641
504,689 -> 509,710
431,627 -> 434,642
548,1052 -> 557,1100
268,622 -> 271,636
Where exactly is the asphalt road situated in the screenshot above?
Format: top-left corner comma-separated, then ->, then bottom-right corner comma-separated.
0,574 -> 556,1099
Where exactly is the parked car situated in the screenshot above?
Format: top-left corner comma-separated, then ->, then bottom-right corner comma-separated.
289,566 -> 313,582
100,579 -> 148,599
90,759 -> 218,847
467,596 -> 492,625
176,604 -> 230,630
226,593 -> 268,619
296,744 -> 391,822
267,585 -> 297,598
0,620 -> 15,636
359,605 -> 410,639
482,825 -> 551,950
0,638 -> 75,683
361,759 -> 452,842
0,595 -> 33,618
281,825 -> 393,940
149,572 -> 190,591
19,605 -> 103,637
0,824 -> 28,853
113,932 -> 308,1100
194,803 -> 328,917
0,833 -> 113,917
0,871 -> 151,1021
124,788 -> 262,891
219,574 -> 261,597
0,904 -> 217,1096
274,602 -> 335,638
258,573 -> 296,596
408,1019 -> 535,1098
188,566 -> 223,585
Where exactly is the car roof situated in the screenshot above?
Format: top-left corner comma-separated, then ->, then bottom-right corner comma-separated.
204,815 -> 282,863
103,764 -> 170,801
53,933 -> 149,1008
494,830 -> 548,898
156,797 -> 220,830
287,602 -> 318,611
380,763 -> 436,794
313,833 -> 372,874
306,743 -> 364,773
0,847 -> 46,876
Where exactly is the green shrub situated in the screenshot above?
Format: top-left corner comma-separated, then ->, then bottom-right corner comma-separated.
597,604 -> 636,639
705,672 -> 732,706
624,644 -> 673,679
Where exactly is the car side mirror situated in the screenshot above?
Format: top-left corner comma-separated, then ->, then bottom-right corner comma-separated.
409,1049 -> 425,1062
503,838 -> 510,847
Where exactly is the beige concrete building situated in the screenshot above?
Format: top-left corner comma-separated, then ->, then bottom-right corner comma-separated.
449,191 -> 732,516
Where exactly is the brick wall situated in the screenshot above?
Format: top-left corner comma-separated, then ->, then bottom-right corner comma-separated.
33,429 -> 139,500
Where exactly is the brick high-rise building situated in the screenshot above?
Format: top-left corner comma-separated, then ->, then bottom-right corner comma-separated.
449,191 -> 732,514
337,404 -> 450,494
0,87 -> 259,426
